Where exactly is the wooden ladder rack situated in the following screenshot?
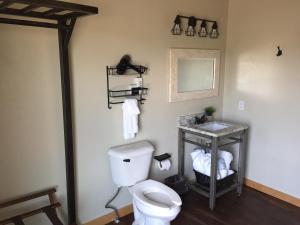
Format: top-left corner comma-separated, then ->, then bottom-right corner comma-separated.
0,188 -> 63,225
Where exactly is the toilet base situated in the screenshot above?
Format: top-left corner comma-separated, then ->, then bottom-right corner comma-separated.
132,202 -> 172,225
132,221 -> 171,225
132,218 -> 170,225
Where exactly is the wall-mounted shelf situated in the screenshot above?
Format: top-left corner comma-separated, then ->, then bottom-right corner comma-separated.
109,88 -> 148,97
106,66 -> 148,109
107,66 -> 148,76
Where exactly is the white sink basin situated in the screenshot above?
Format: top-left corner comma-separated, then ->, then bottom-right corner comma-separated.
197,122 -> 232,132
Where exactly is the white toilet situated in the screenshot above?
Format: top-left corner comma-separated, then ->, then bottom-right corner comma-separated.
108,141 -> 182,225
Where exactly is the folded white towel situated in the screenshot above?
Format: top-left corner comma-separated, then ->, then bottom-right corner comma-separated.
122,98 -> 140,140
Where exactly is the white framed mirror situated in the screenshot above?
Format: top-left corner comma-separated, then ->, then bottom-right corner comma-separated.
169,48 -> 220,102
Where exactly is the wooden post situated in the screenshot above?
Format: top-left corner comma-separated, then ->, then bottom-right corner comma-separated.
58,19 -> 77,225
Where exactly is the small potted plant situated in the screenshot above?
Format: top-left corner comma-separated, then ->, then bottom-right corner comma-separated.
204,106 -> 216,122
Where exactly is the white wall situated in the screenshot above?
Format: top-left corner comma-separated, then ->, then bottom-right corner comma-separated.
0,0 -> 228,224
224,0 -> 300,198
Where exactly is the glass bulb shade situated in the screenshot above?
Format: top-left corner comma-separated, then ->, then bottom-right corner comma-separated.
185,26 -> 195,36
210,28 -> 219,38
199,27 -> 207,37
171,23 -> 182,35
210,22 -> 219,38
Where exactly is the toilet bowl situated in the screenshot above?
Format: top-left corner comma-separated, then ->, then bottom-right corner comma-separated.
130,179 -> 182,225
108,141 -> 182,225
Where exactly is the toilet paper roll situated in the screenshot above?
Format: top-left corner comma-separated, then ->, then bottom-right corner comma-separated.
158,159 -> 172,171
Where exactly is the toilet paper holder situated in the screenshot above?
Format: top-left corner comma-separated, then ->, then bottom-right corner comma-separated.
154,153 -> 171,167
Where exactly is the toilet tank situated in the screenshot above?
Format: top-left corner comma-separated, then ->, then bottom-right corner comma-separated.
108,141 -> 154,187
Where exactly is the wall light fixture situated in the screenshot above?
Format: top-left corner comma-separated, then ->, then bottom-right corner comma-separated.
171,15 -> 219,39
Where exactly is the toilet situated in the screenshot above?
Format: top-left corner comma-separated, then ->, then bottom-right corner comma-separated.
108,141 -> 182,225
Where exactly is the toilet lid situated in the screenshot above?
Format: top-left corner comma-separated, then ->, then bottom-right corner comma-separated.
133,179 -> 182,210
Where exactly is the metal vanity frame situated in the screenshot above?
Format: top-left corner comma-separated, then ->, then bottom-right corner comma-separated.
178,123 -> 248,210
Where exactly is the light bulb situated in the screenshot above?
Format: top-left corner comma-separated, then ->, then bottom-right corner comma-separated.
172,24 -> 182,35
171,15 -> 182,35
185,16 -> 197,36
210,29 -> 218,38
198,20 -> 207,37
186,26 -> 195,36
210,22 -> 219,38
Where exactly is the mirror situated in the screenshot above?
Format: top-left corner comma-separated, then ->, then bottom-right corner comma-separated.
169,48 -> 220,102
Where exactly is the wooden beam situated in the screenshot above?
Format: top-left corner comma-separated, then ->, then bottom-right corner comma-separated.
0,8 -> 61,20
20,5 -> 39,14
65,18 -> 76,46
43,8 -> 64,17
60,12 -> 85,20
0,0 -> 16,9
58,19 -> 77,225
10,217 -> 25,225
0,17 -> 61,28
13,0 -> 98,15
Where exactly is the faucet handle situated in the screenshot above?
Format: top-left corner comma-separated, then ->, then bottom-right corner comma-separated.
195,115 -> 207,124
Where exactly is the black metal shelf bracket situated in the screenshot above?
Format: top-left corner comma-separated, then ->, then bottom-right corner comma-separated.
106,65 -> 148,109
0,1 -> 98,225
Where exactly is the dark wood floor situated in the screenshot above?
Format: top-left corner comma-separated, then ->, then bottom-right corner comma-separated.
108,187 -> 300,225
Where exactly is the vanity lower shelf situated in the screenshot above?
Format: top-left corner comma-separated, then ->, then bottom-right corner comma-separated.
189,181 -> 239,198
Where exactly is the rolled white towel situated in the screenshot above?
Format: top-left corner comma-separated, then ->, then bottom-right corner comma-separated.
190,149 -> 205,161
191,149 -> 234,180
192,152 -> 227,180
218,150 -> 233,170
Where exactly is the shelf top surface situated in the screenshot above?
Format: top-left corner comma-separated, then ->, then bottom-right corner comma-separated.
178,120 -> 248,137
0,0 -> 98,21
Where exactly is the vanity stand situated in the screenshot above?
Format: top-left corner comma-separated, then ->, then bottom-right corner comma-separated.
177,117 -> 248,210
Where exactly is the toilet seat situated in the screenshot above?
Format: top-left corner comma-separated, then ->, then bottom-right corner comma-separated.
132,179 -> 182,217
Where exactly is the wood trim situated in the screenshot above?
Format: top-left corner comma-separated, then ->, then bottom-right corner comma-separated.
85,205 -> 133,225
244,178 -> 300,207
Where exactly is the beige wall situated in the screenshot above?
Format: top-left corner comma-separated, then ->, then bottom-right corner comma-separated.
72,0 -> 228,223
0,25 -> 67,224
0,0 -> 228,224
224,0 -> 300,198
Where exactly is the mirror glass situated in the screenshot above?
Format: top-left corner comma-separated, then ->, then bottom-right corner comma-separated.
177,58 -> 215,93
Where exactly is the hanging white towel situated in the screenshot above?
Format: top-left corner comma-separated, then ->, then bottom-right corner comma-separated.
122,98 -> 140,140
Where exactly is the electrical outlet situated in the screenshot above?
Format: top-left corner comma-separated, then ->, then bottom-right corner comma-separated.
238,100 -> 245,111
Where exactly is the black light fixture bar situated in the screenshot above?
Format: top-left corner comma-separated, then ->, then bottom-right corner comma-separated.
171,14 -> 219,38
177,15 -> 216,24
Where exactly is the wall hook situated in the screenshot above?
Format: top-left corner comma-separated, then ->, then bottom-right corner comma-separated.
276,46 -> 283,56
